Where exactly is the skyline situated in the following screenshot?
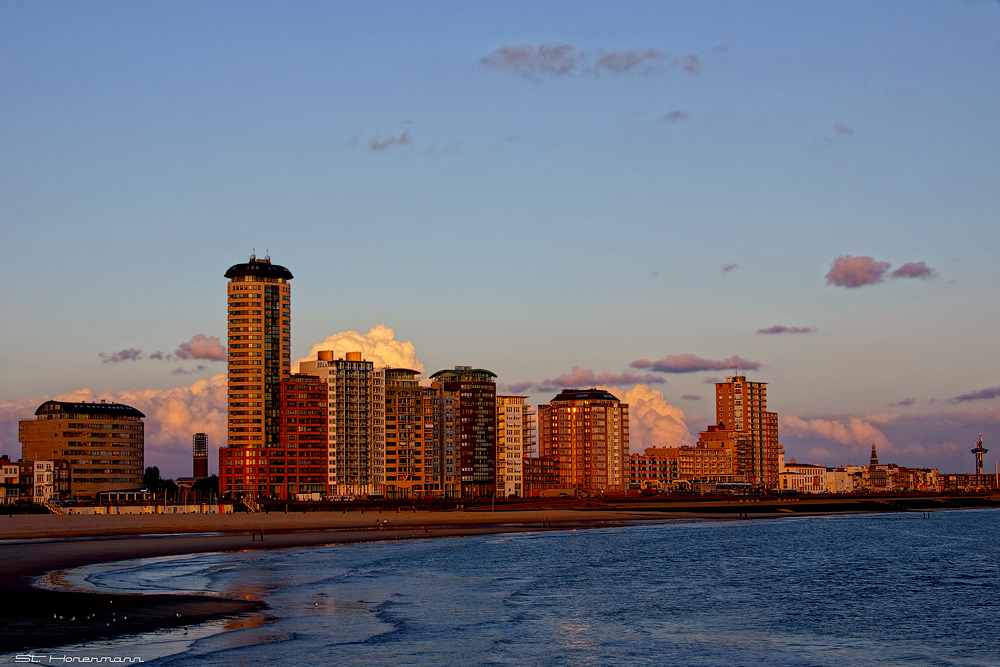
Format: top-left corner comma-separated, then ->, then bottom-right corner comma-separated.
2,1 -> 999,477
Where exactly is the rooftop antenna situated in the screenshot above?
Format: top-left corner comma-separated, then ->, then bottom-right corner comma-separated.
250,246 -> 256,262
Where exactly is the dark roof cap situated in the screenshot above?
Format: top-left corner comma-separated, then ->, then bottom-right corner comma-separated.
549,388 -> 621,403
225,255 -> 293,280
34,400 -> 145,419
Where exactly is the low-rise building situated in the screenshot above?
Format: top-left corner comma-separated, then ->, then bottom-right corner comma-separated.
779,460 -> 828,493
523,457 -> 560,496
1,455 -> 19,504
629,447 -> 680,489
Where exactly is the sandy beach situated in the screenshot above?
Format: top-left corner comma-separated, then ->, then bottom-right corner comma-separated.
3,496 -> 996,653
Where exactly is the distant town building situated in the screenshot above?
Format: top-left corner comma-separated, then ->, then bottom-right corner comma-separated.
18,399 -> 144,499
1,455 -> 19,504
538,388 -> 629,493
779,460 -> 828,493
826,466 -> 865,493
192,433 -> 209,478
222,253 -> 293,499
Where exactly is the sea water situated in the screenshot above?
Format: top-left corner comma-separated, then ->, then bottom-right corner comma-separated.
26,509 -> 1000,666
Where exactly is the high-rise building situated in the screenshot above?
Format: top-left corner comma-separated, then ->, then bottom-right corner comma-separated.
428,367 -> 497,497
384,368 -> 426,498
192,433 -> 208,478
299,351 -> 385,497
496,395 -> 534,498
18,400 -> 144,499
713,375 -> 781,489
221,253 -> 292,498
538,388 -> 629,493
279,373 -> 329,497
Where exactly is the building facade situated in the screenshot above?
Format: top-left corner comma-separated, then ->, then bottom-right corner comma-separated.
192,433 -> 209,479
299,351 -> 385,497
383,368 -> 426,498
629,447 -> 680,490
496,395 -> 535,497
222,253 -> 293,498
778,460 -> 828,493
0,455 -> 18,504
18,400 -> 144,499
538,388 -> 629,493
714,375 -> 781,489
428,367 -> 498,497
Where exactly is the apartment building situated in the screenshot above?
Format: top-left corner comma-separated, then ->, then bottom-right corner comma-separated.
714,375 -> 781,488
428,367 -> 497,497
299,351 -> 385,497
19,400 -> 143,499
223,253 -> 293,498
384,368 -> 426,498
538,388 -> 629,493
496,395 -> 535,498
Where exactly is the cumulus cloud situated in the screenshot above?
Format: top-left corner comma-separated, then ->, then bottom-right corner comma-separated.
479,43 -> 583,80
631,354 -> 761,374
0,376 -> 228,479
369,128 -> 412,152
661,110 -> 690,123
756,325 -> 815,335
99,348 -> 143,364
723,263 -> 739,273
951,386 -> 1000,403
614,384 -> 695,454
781,414 -> 890,449
174,334 -> 226,361
295,324 -> 423,373
891,262 -> 937,280
825,255 -> 891,288
480,44 -> 703,81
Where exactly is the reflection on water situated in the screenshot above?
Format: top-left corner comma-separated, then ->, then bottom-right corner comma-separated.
27,510 -> 1000,666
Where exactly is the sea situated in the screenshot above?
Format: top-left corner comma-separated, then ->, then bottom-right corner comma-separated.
16,508 -> 1000,667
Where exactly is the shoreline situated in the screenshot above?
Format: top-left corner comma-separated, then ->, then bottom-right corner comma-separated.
3,499 -> 997,653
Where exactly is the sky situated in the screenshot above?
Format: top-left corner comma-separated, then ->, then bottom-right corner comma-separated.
2,0 -> 999,478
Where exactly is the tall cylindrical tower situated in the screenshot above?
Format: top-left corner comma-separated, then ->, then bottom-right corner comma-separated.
221,253 -> 293,498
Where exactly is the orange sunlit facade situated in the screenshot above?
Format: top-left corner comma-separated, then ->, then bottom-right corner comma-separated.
220,254 -> 293,499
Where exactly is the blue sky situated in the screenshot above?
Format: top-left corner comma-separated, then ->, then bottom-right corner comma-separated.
2,1 -> 999,477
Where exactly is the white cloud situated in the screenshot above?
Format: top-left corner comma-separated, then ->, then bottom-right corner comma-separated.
295,324 -> 423,373
608,384 -> 694,454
